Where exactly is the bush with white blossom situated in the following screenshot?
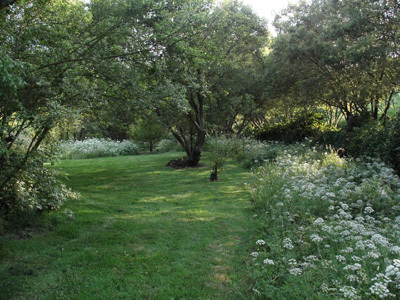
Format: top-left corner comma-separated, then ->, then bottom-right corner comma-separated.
248,142 -> 400,299
59,138 -> 139,159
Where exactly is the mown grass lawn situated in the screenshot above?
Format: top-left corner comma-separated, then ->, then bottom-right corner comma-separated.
0,152 -> 256,299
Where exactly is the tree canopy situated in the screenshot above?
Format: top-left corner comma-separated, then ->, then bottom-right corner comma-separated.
266,0 -> 400,124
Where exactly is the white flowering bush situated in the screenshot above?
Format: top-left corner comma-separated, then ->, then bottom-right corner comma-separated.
1,145 -> 79,228
249,143 -> 400,299
59,138 -> 139,159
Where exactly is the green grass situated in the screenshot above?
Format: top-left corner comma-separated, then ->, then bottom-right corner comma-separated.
0,152 -> 256,300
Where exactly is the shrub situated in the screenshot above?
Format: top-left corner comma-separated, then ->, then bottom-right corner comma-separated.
336,113 -> 400,176
155,136 -> 183,153
346,119 -> 388,159
256,112 -> 323,144
0,145 -> 79,229
384,113 -> 400,175
59,138 -> 139,159
314,127 -> 346,149
205,135 -> 239,180
129,115 -> 168,152
204,135 -> 287,169
248,143 -> 400,299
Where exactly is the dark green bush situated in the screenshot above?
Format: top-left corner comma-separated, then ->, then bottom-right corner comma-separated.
337,113 -> 400,175
385,113 -> 400,175
256,112 -> 323,143
346,119 -> 388,159
314,128 -> 346,149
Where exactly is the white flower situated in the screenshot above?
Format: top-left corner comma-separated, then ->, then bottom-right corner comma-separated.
289,267 -> 302,276
340,202 -> 349,210
391,246 -> 400,255
251,252 -> 259,258
313,218 -> 325,226
346,274 -> 359,283
364,206 -> 374,214
341,247 -> 354,254
306,255 -> 318,261
369,282 -> 390,298
256,239 -> 266,245
343,263 -> 362,271
263,259 -> 274,265
283,238 -> 294,250
310,234 -> 324,242
335,255 -> 346,263
371,234 -> 390,247
340,286 -> 359,299
368,251 -> 381,259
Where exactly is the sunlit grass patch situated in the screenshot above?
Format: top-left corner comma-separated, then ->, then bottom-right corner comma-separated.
0,152 -> 255,300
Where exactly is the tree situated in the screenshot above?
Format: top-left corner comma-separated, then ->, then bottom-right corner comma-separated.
0,0 -> 269,220
142,0 -> 268,166
130,114 -> 167,152
267,0 -> 400,127
0,0 -> 91,218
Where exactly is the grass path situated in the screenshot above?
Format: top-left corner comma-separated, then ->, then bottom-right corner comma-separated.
0,152 -> 256,299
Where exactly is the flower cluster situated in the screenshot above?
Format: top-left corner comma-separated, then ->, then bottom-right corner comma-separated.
59,138 -> 139,159
248,142 -> 400,299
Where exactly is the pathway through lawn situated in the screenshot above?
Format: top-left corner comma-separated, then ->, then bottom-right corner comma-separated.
0,153 -> 256,299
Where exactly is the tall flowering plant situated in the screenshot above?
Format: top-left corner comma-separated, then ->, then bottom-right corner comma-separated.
249,143 -> 400,299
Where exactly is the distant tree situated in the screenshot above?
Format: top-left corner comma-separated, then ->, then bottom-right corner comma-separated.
266,0 -> 400,127
130,114 -> 167,152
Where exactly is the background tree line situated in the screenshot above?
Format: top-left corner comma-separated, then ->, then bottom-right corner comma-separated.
1,0 -> 399,224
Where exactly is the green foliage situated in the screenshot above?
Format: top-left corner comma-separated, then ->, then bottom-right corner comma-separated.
347,118 -> 388,158
256,112 -> 323,143
386,113 -> 400,174
205,135 -> 287,169
1,146 -> 79,228
267,0 -> 400,121
314,127 -> 346,150
129,115 -> 168,152
155,136 -> 183,153
142,0 -> 269,165
0,0 -> 91,223
328,113 -> 400,176
204,136 -> 235,181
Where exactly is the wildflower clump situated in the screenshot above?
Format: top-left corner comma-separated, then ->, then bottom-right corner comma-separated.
248,142 -> 400,299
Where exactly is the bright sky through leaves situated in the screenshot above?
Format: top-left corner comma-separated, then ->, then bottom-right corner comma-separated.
240,0 -> 303,34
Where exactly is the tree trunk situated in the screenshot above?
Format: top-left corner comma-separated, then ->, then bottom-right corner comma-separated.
176,127 -> 206,167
